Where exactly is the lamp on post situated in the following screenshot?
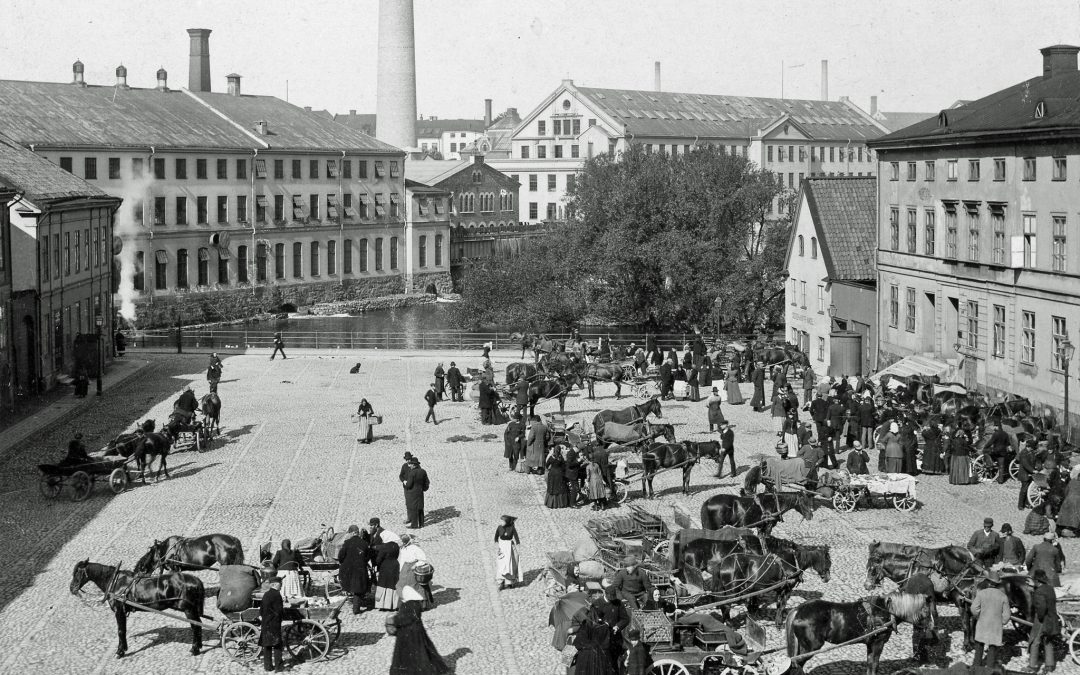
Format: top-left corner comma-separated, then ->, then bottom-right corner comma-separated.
714,296 -> 723,340
1063,334 -> 1075,443
94,314 -> 104,396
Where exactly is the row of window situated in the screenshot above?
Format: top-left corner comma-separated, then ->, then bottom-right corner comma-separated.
789,328 -> 828,363
527,203 -> 562,221
39,225 -> 111,281
536,118 -> 595,136
57,156 -> 400,182
788,279 -> 827,313
795,235 -> 818,258
768,145 -> 871,164
888,203 -> 1059,271
141,192 -> 410,226
141,236 -> 444,291
520,144 -> 582,160
456,192 -> 514,214
888,156 -> 1063,183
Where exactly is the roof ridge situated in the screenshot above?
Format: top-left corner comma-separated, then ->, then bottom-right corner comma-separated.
182,89 -> 269,148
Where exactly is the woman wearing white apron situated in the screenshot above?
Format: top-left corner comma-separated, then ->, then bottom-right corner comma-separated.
494,515 -> 521,590
271,539 -> 304,599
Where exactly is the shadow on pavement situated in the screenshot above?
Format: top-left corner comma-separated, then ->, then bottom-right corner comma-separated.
424,506 -> 460,526
443,646 -> 473,672
430,586 -> 461,606
125,624 -> 202,658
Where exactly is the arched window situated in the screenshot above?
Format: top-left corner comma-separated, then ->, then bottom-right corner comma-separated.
811,237 -> 818,259
797,235 -> 805,257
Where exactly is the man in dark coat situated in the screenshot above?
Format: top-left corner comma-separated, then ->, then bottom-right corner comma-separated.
514,375 -> 530,413
260,576 -> 284,671
1029,568 -> 1060,671
270,332 -> 286,360
827,396 -> 846,454
424,383 -> 438,424
857,395 -> 876,451
445,362 -> 463,402
336,525 -> 370,614
801,365 -> 816,406
658,359 -> 674,400
478,380 -> 494,424
985,421 -> 1012,484
504,414 -> 524,471
968,518 -> 1001,567
1017,439 -> 1038,510
624,627 -> 652,675
404,457 -> 430,529
846,441 -> 869,475
750,364 -> 766,411
717,423 -> 737,478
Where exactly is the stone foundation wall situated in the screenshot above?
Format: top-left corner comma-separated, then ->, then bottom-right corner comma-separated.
411,271 -> 453,294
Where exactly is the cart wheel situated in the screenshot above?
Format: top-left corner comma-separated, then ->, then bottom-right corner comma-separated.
1009,457 -> 1020,480
108,468 -> 128,495
285,620 -> 330,661
39,474 -> 63,499
647,659 -> 692,675
1028,482 -> 1045,508
221,621 -> 261,662
612,481 -> 629,504
1069,626 -> 1080,665
971,455 -> 995,483
652,539 -> 671,560
832,488 -> 857,513
891,494 -> 917,512
70,471 -> 93,502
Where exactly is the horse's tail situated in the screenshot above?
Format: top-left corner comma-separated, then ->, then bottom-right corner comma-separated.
784,604 -> 800,659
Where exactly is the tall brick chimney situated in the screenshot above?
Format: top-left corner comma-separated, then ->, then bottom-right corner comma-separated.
654,61 -> 661,92
484,98 -> 492,127
72,60 -> 85,86
820,60 -> 828,100
187,28 -> 212,92
1041,44 -> 1080,80
227,73 -> 241,96
157,67 -> 168,91
376,0 -> 418,149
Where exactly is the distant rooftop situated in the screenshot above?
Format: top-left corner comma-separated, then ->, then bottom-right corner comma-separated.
0,132 -> 112,204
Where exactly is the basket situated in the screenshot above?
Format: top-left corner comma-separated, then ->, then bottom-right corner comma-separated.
414,562 -> 434,584
632,609 -> 672,645
374,415 -> 384,424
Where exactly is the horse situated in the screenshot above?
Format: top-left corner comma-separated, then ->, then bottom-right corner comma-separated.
864,541 -> 973,580
598,420 -> 676,449
676,533 -> 831,583
199,392 -> 221,434
592,398 -> 662,436
707,552 -> 804,625
640,440 -> 716,497
505,362 -> 540,385
132,431 -> 174,483
700,491 -> 815,537
785,592 -> 932,675
103,420 -> 156,459
752,344 -> 808,369
584,362 -> 626,399
134,534 -> 245,574
526,373 -> 583,416
69,559 -> 208,657
541,351 -> 581,376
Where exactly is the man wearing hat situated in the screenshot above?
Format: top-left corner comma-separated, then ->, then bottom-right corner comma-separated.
259,575 -> 285,671
998,523 -> 1026,569
424,383 -> 439,425
403,456 -> 430,529
845,441 -> 869,475
967,518 -> 1002,568
706,387 -> 726,431
611,556 -> 653,609
63,432 -> 92,465
399,452 -> 415,518
797,438 -> 825,475
446,361 -> 463,402
970,570 -> 1011,668
717,422 -> 737,479
270,332 -> 286,360
624,627 -> 652,675
1030,568 -> 1060,672
827,394 -> 847,455
1027,531 -> 1065,587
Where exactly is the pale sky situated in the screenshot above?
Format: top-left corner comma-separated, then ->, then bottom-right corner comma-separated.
2,0 -> 1079,120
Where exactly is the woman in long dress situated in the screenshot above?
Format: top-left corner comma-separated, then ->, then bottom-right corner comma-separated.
389,585 -> 450,675
920,420 -> 946,474
494,515 -> 522,589
586,460 -> 608,511
524,416 -> 546,474
570,607 -> 615,675
699,355 -> 713,391
948,428 -> 975,485
374,541 -> 401,611
357,398 -> 375,444
271,539 -> 304,599
900,418 -> 919,475
545,451 -> 571,509
724,367 -> 744,405
879,422 -> 904,473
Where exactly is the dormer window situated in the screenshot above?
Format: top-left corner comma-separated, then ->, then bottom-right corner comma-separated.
938,111 -> 948,127
1035,101 -> 1046,119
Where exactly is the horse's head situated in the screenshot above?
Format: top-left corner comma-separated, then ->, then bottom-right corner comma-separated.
864,554 -> 886,590
648,397 -> 662,419
70,558 -> 92,595
802,545 -> 831,582
796,490 -> 815,521
135,539 -> 166,574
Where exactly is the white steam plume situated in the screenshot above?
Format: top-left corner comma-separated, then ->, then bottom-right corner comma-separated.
114,173 -> 155,323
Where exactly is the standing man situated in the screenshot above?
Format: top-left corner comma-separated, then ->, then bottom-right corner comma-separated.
424,383 -> 439,425
810,393 -> 835,468
687,364 -> 700,403
404,457 -> 430,529
478,379 -> 493,424
827,395 -> 846,456
259,576 -> 285,672
750,363 -> 766,412
207,353 -> 223,390
706,387 -> 726,432
986,420 -> 1012,484
858,393 -> 875,451
504,413 -> 524,471
967,518 -> 1002,568
970,571 -> 1011,669
399,453 -> 414,524
717,423 -> 737,478
434,363 -> 446,401
1027,532 -> 1066,587
1029,568 -> 1060,673
801,364 -> 816,407
270,332 -> 286,360
445,361 -> 463,402
998,523 -> 1026,568
1017,438 -> 1038,510
514,374 -> 530,417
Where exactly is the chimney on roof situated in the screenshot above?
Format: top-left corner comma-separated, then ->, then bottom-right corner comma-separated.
304,106 -> 312,112
115,64 -> 128,88
226,73 -> 241,96
654,61 -> 661,92
156,67 -> 168,91
349,109 -> 356,115
870,95 -> 878,116
473,154 -> 484,165
187,28 -> 212,92
255,120 -> 268,136
72,60 -> 85,86
1041,44 -> 1080,79
484,98 -> 492,127
820,60 -> 828,100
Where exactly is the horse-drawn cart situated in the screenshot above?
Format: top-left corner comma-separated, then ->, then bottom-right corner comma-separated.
827,471 -> 918,513
38,456 -> 134,501
218,593 -> 348,663
632,610 -> 791,675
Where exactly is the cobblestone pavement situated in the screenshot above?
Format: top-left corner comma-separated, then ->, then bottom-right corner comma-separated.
1,351 -> 1078,674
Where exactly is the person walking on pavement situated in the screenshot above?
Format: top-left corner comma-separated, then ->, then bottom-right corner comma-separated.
494,515 -> 522,589
1029,568 -> 1060,672
706,387 -> 726,431
424,383 -> 438,425
356,398 -> 376,444
504,412 -> 525,471
433,363 -> 445,401
1017,438 -> 1038,510
270,332 -> 286,360
687,364 -> 700,402
968,518 -> 1002,568
445,362 -> 463,402
858,393 -> 875,451
524,414 -> 548,475
750,362 -> 766,412
403,457 -> 429,529
337,525 -> 371,615
1027,532 -> 1066,587
259,576 -> 285,672
970,571 -> 1011,669
801,365 -> 816,406
717,423 -> 737,478
514,374 -> 530,416
388,585 -> 450,675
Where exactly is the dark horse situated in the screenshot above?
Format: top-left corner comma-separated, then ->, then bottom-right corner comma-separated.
199,392 -> 221,434
676,533 -> 831,584
700,491 -> 815,537
133,431 -> 175,483
707,551 -> 805,625
785,592 -> 931,675
103,420 -> 156,459
505,362 -> 540,385
863,541 -> 973,580
592,398 -> 662,436
752,344 -> 808,368
641,440 -> 720,497
135,534 -> 245,574
70,559 -> 208,657
527,373 -> 583,416
584,362 -> 627,399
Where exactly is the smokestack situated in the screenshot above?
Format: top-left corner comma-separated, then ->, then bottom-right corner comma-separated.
654,61 -> 661,92
870,95 -> 878,116
484,98 -> 493,127
820,60 -> 828,101
115,64 -> 128,88
72,60 -> 85,86
1041,44 -> 1080,80
187,28 -> 212,93
156,67 -> 168,91
376,0 -> 418,149
226,73 -> 241,96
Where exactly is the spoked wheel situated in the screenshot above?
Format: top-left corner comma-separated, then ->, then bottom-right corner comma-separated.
891,494 -> 918,512
1028,482 -> 1046,508
70,471 -> 93,502
1069,626 -> 1080,665
612,481 -> 629,504
285,620 -> 330,662
220,621 -> 261,663
832,488 -> 857,512
971,455 -> 996,483
652,539 -> 671,560
108,468 -> 128,495
647,659 -> 692,675
1009,458 -> 1020,481
39,474 -> 63,499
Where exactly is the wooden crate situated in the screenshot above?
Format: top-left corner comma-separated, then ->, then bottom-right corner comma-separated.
632,609 -> 672,646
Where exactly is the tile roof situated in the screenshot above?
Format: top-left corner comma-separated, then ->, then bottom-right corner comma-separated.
575,87 -> 884,141
802,176 -> 877,282
873,111 -> 936,133
0,133 -> 111,204
0,79 -> 399,153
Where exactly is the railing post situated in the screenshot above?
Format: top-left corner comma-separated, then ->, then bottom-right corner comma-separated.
386,332 -> 390,349
315,331 -> 319,349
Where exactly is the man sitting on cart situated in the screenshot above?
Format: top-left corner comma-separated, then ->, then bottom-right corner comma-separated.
61,432 -> 92,466
172,386 -> 199,425
611,556 -> 653,609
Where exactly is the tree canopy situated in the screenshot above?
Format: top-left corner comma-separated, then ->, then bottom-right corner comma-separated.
450,145 -> 794,333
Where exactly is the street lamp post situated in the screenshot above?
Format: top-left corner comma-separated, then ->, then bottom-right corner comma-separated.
714,296 -> 723,341
1063,335 -> 1075,443
94,314 -> 104,396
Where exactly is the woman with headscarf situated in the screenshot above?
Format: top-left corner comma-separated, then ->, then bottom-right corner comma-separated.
374,540 -> 401,611
587,455 -> 608,511
569,604 -> 615,675
948,428 -> 975,485
337,525 -> 371,614
389,585 -> 450,674
271,539 -> 305,599
357,398 -> 376,444
494,515 -> 521,589
545,448 -> 571,509
920,418 -> 946,474
879,421 -> 904,473
724,366 -> 744,405
900,417 -> 919,475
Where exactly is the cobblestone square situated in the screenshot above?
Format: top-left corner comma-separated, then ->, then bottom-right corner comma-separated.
0,351 -> 1077,674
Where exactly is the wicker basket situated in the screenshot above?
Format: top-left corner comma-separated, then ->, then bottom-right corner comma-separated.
632,609 -> 672,645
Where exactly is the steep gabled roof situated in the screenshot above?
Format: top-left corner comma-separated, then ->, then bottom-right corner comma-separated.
405,160 -> 470,185
0,133 -> 113,204
794,176 -> 877,282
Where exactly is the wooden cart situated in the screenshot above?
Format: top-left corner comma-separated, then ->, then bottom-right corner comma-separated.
38,456 -> 133,501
